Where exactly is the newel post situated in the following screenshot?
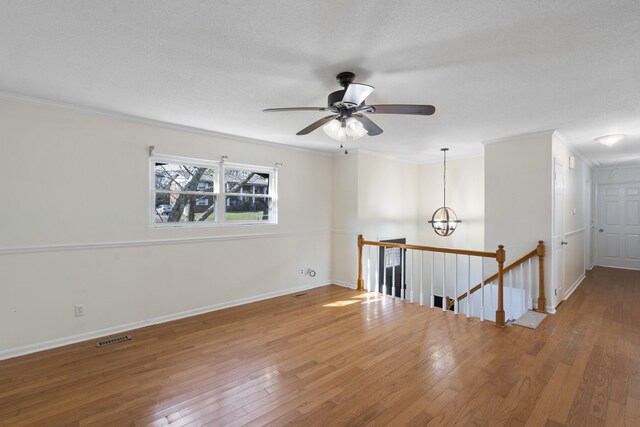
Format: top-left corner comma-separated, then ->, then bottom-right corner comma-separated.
495,245 -> 506,327
537,240 -> 546,312
357,234 -> 365,291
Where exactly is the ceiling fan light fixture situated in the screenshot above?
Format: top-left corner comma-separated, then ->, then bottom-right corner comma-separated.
264,72 -> 435,145
345,117 -> 367,139
322,119 -> 346,141
323,117 -> 367,141
595,134 -> 624,147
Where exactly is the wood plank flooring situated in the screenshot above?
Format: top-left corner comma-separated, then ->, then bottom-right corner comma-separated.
0,266 -> 639,426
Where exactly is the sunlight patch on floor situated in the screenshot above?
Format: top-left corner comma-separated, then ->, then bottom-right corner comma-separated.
323,300 -> 359,307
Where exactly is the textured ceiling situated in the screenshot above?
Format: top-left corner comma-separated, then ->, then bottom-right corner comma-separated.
1,1 -> 639,165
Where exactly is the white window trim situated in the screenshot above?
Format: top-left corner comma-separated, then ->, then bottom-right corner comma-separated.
150,156 -> 278,228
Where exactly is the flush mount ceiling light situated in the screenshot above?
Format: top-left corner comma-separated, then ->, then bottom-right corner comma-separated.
595,134 -> 625,147
428,148 -> 461,237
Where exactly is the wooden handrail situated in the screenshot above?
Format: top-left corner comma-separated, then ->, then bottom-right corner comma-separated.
451,249 -> 537,305
356,235 -> 507,327
449,241 -> 546,314
360,239 -> 498,259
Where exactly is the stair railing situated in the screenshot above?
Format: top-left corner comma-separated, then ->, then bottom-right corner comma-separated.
449,241 -> 546,315
357,235 -> 507,327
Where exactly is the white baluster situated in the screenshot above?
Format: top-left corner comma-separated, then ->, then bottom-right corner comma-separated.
442,253 -> 446,312
366,245 -> 371,292
375,245 -> 380,294
528,258 -> 533,310
409,250 -> 414,303
420,252 -> 424,306
466,255 -> 471,318
430,252 -> 435,308
509,269 -> 514,321
383,247 -> 387,296
480,257 -> 485,321
454,255 -> 459,314
392,249 -> 396,299
489,279 -> 494,320
400,249 -> 405,300
520,263 -> 525,317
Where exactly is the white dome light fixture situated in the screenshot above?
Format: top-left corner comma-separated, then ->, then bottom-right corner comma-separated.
428,148 -> 461,237
595,134 -> 625,147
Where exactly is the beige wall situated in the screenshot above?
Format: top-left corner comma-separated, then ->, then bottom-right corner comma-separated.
0,96 -> 596,357
484,132 -> 553,308
0,98 -> 334,357
552,132 -> 592,299
418,156 -> 484,250
357,152 -> 418,242
485,131 -> 592,311
330,153 -> 358,287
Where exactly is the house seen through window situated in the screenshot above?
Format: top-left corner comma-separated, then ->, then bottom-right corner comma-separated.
153,157 -> 276,226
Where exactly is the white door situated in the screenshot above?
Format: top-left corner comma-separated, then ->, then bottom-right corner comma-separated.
597,183 -> 640,269
552,160 -> 565,302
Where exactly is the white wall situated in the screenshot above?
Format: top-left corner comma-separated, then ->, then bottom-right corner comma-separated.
330,153 -> 358,287
0,98 -> 334,357
484,132 -> 553,308
485,131 -> 592,312
552,133 -> 592,299
594,166 -> 640,185
418,156 -> 484,250
357,152 -> 418,242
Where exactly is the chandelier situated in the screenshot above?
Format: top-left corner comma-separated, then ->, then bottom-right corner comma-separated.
428,148 -> 461,236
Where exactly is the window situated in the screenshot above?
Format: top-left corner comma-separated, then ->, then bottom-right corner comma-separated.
224,168 -> 273,222
153,160 -> 217,224
384,248 -> 401,267
151,155 -> 277,226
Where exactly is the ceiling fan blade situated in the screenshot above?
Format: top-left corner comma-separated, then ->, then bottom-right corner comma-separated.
369,104 -> 436,115
296,115 -> 339,135
263,107 -> 329,112
353,114 -> 383,136
342,83 -> 375,106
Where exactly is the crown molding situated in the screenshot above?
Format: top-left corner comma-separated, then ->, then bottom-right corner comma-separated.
481,129 -> 555,146
0,91 -> 334,157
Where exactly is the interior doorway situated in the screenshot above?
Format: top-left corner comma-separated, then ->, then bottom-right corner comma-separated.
378,238 -> 406,298
597,182 -> 640,269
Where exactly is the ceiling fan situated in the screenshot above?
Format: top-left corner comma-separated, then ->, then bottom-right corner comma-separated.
263,72 -> 435,148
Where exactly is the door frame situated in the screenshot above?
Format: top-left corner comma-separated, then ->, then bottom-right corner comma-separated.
595,180 -> 640,269
552,158 -> 565,305
377,237 -> 407,298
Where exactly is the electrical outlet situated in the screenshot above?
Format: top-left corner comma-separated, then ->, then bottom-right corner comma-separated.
554,289 -> 559,296
298,268 -> 305,276
74,304 -> 85,317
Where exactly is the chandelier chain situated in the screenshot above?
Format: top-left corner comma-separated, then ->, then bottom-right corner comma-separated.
443,148 -> 447,207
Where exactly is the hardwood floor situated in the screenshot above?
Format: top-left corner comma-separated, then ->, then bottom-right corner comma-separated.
1,266 -> 639,426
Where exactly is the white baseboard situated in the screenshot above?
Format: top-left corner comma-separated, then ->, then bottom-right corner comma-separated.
332,280 -> 357,289
596,264 -> 640,271
564,273 -> 586,300
0,280 -> 336,361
